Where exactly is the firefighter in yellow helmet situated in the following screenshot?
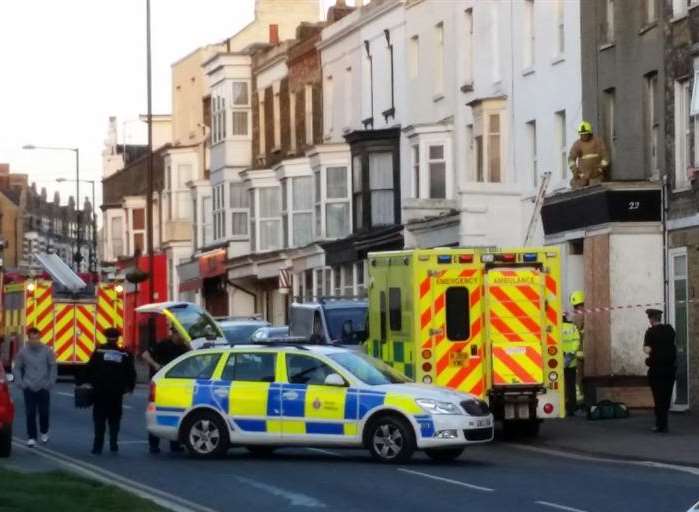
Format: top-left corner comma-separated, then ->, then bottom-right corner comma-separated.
562,313 -> 582,416
568,121 -> 610,189
569,290 -> 586,406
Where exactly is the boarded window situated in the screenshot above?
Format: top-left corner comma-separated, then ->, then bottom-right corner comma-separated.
389,287 -> 401,331
445,287 -> 470,341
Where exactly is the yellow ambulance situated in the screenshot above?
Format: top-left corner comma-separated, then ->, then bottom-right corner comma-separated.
367,247 -> 564,435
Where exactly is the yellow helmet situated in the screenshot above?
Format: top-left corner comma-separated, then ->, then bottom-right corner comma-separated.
570,290 -> 585,307
577,121 -> 593,135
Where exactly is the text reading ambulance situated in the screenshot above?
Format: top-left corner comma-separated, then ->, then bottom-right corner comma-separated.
367,247 -> 564,435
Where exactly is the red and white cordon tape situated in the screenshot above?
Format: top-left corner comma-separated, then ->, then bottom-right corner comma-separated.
568,301 -> 665,316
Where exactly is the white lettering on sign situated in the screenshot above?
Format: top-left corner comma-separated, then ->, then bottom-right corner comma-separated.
492,277 -> 535,285
437,277 -> 477,286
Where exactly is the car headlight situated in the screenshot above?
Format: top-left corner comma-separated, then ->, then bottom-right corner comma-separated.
415,398 -> 462,415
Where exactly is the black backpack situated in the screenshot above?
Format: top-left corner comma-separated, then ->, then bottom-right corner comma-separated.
586,399 -> 629,420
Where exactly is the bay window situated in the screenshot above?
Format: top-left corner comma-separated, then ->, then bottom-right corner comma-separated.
229,182 -> 249,236
253,187 -> 281,252
325,166 -> 350,238
369,152 -> 394,226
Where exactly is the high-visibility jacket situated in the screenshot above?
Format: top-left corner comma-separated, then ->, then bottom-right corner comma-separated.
562,321 -> 582,368
568,136 -> 610,179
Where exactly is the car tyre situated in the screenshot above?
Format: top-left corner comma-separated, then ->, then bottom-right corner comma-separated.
245,446 -> 277,456
366,414 -> 415,464
424,447 -> 465,462
181,411 -> 229,459
0,426 -> 11,458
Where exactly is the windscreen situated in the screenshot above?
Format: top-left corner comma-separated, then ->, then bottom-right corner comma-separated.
325,307 -> 368,345
328,351 -> 411,385
168,303 -> 224,341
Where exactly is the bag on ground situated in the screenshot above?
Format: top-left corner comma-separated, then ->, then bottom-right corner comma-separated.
586,399 -> 629,420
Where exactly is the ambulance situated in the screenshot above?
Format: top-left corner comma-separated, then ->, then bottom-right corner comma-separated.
366,247 -> 564,435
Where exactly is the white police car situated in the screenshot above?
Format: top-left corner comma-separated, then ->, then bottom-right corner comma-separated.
146,344 -> 494,463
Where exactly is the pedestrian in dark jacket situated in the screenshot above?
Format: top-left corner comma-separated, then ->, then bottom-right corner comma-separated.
141,325 -> 190,454
81,327 -> 136,454
643,309 -> 677,433
13,327 -> 57,447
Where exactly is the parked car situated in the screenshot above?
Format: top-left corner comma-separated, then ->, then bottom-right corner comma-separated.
289,299 -> 368,346
249,326 -> 290,342
0,365 -> 14,457
218,319 -> 271,345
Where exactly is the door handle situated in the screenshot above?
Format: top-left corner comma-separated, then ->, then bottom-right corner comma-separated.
282,391 -> 299,400
213,388 -> 228,397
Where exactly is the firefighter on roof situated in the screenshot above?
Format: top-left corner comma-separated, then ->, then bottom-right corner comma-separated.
568,121 -> 609,189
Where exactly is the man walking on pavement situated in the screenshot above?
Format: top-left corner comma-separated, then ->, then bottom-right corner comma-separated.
562,314 -> 582,417
81,327 -> 136,454
643,309 -> 677,433
13,327 -> 57,447
568,121 -> 610,189
141,325 -> 190,454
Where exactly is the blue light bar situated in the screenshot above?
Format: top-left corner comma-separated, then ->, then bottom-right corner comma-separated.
437,255 -> 452,264
523,253 -> 537,262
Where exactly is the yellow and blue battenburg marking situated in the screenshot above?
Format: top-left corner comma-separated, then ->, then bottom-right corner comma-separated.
154,380 -> 437,438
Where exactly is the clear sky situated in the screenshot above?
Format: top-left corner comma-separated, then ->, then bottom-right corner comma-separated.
0,0 -> 345,212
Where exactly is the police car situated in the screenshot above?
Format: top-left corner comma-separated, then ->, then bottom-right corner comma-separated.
146,344 -> 494,463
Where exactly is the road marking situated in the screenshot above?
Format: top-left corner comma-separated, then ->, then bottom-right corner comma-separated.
55,391 -> 132,409
512,444 -> 699,477
12,439 -> 218,512
397,468 -> 495,492
535,500 -> 589,512
235,476 -> 326,508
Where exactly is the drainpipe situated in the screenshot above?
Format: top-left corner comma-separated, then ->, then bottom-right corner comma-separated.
662,174 -> 669,319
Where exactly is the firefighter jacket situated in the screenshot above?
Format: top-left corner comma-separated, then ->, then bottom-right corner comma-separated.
568,136 -> 610,179
562,321 -> 582,369
79,343 -> 136,396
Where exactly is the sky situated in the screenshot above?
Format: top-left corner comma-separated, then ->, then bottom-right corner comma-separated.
0,0 -> 346,212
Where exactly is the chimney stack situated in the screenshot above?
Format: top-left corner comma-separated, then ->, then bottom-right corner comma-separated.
269,24 -> 279,45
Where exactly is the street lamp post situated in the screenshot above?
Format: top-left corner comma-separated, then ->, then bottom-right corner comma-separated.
23,144 -> 82,272
57,178 -> 97,274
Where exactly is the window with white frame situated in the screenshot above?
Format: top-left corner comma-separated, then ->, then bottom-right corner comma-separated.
256,187 -> 281,251
326,166 -> 350,238
213,183 -> 226,241
229,182 -> 249,236
258,95 -> 266,155
465,9 -> 473,85
642,0 -> 656,25
289,92 -> 297,152
673,0 -> 692,18
369,152 -> 395,225
305,84 -> 314,145
232,81 -> 249,136
110,216 -> 124,258
554,111 -> 567,180
555,0 -> 564,55
352,156 -> 363,230
249,189 -> 256,250
428,145 -> 446,199
434,23 -> 444,95
473,107 -> 504,183
646,73 -> 659,175
527,120 -> 537,187
675,79 -> 691,189
314,171 -> 322,237
603,0 -> 615,43
409,35 -> 419,80
523,0 -> 535,68
291,176 -> 313,248
412,145 -> 420,198
173,164 -> 192,220
343,264 -> 354,297
215,97 -> 227,144
201,195 -> 213,246
356,261 -> 366,296
273,83 -> 281,150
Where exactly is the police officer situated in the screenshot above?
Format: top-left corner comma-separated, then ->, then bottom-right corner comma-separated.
561,313 -> 582,417
82,327 -> 136,454
643,309 -> 677,433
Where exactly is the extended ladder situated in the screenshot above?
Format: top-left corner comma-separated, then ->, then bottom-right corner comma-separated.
523,172 -> 551,246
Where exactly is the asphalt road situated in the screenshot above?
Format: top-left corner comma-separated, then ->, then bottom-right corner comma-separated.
6,382 -> 699,512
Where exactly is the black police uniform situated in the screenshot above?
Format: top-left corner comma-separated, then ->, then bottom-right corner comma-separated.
643,315 -> 677,433
83,336 -> 136,453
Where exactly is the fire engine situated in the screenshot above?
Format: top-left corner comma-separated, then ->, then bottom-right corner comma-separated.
366,247 -> 564,436
0,254 -> 124,372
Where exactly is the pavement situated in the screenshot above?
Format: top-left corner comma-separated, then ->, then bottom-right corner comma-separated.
2,382 -> 698,512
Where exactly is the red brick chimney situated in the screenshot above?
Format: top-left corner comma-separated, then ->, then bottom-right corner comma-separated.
269,24 -> 279,45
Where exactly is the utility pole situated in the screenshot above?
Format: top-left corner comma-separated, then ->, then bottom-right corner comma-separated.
146,0 -> 155,303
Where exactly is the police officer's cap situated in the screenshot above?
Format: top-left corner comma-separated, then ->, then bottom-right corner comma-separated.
104,327 -> 121,340
645,308 -> 662,319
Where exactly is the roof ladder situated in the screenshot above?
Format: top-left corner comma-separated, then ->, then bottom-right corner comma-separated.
523,172 -> 551,246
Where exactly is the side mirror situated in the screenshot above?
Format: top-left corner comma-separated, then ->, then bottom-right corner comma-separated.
323,373 -> 346,387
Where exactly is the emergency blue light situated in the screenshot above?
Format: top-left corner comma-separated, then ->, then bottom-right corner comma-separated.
438,255 -> 451,264
523,253 -> 537,262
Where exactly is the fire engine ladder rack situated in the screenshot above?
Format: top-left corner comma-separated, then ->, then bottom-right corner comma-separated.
523,172 -> 551,246
34,252 -> 87,292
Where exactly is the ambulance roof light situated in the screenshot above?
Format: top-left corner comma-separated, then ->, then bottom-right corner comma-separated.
523,253 -> 537,262
495,253 -> 516,263
481,254 -> 495,263
458,254 -> 474,263
437,255 -> 452,264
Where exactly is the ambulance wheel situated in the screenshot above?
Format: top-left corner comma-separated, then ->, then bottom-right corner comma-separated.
182,411 -> 229,459
366,414 -> 415,464
424,447 -> 465,462
245,446 -> 277,456
0,426 -> 11,458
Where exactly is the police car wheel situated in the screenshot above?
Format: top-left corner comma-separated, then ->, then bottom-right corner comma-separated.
424,447 -> 465,462
245,446 -> 277,456
182,411 -> 229,458
367,415 -> 415,464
